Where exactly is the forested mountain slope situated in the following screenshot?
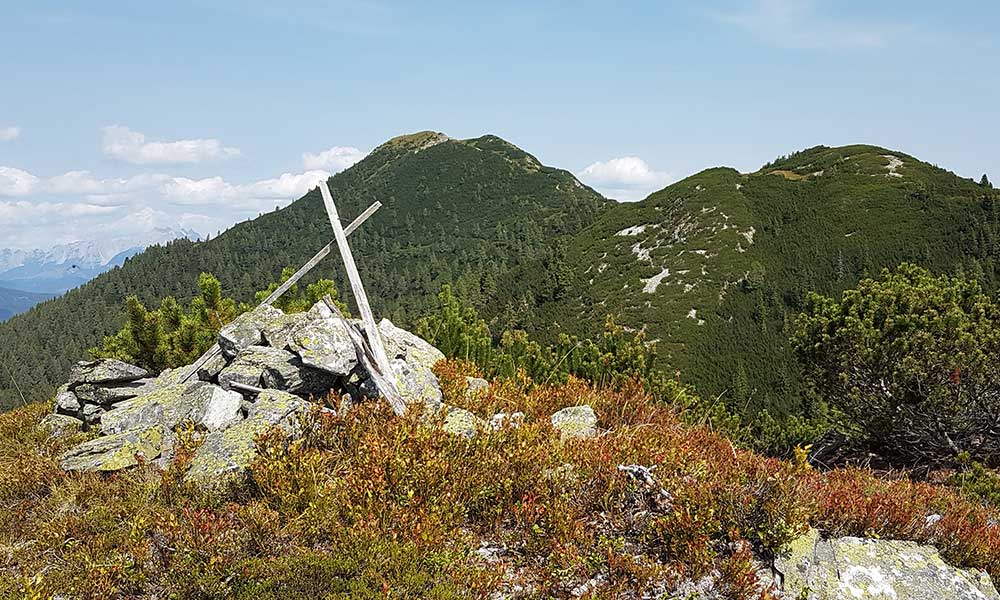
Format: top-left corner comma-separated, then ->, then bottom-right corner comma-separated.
0,131 -> 607,409
543,145 -> 999,421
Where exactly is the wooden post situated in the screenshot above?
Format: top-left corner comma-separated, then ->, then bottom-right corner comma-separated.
318,181 -> 395,382
180,199 -> 381,383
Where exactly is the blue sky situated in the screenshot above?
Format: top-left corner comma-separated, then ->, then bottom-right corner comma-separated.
0,0 -> 997,250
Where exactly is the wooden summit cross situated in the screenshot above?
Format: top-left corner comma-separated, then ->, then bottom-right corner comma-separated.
182,181 -> 406,415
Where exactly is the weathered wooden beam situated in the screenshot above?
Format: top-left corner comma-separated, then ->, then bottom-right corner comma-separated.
262,200 -> 382,305
318,180 -> 398,408
180,199 -> 382,383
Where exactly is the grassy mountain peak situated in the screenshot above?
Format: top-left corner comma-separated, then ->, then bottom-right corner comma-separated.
0,131 -> 608,409
541,143 -> 1000,434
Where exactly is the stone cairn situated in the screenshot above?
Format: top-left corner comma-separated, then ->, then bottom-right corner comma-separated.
47,298 -> 599,486
49,300 -> 451,484
46,180 -> 599,485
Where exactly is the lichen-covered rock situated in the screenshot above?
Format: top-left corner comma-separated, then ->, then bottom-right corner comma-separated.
261,311 -> 311,350
100,382 -> 206,435
82,403 -> 104,427
197,352 -> 228,382
374,319 -> 445,412
218,304 -> 284,358
389,357 -> 444,412
186,384 -> 243,431
550,405 -> 597,440
379,318 -> 445,368
74,378 -> 159,405
219,345 -> 337,395
442,405 -> 485,438
246,389 -> 313,430
772,528 -> 1000,599
466,376 -> 490,398
55,386 -> 81,416
38,413 -> 83,437
184,390 -> 312,486
60,426 -> 163,472
69,359 -> 147,386
288,317 -> 357,376
154,365 -> 198,386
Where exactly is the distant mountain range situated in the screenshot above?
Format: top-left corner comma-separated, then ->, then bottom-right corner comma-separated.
0,287 -> 55,322
0,132 -> 996,422
0,227 -> 200,294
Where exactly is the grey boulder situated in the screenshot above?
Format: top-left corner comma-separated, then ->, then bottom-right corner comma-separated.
38,413 -> 83,437
197,352 -> 228,382
184,390 -> 312,485
100,381 -> 214,435
60,426 -> 164,472
378,319 -> 445,412
288,316 -> 357,376
550,405 -> 598,440
772,528 -> 1000,600
442,405 -> 485,439
218,305 -> 285,358
219,345 -> 337,395
55,386 -> 81,416
69,359 -> 147,386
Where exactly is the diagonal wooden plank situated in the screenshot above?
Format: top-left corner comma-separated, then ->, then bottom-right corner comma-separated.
261,201 -> 382,306
180,199 -> 382,383
318,181 -> 396,387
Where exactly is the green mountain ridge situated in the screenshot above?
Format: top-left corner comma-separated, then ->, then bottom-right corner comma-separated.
1,137 -> 996,425
541,144 -> 999,419
0,132 -> 607,409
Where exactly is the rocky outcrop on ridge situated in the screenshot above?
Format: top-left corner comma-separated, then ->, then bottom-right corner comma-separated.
51,300 -> 447,483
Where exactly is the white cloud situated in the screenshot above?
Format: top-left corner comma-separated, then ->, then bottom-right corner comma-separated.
0,140 -> 355,249
578,156 -> 673,201
0,167 -> 40,196
102,125 -> 242,165
160,169 -> 330,208
0,126 -> 20,141
302,146 -> 367,171
710,0 -> 906,49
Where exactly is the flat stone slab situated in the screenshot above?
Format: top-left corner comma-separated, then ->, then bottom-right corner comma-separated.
69,359 -> 147,386
60,426 -> 163,472
219,345 -> 338,395
100,382 -> 207,435
74,378 -> 159,405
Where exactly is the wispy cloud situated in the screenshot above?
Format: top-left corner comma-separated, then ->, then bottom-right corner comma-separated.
710,0 -> 908,49
302,146 -> 367,171
578,156 -> 673,202
0,126 -> 20,141
0,133 -> 367,249
102,125 -> 242,165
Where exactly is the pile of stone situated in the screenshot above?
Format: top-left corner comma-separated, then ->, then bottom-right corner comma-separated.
51,300 -> 448,484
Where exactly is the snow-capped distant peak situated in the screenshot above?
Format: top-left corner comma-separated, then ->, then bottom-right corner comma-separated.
0,227 -> 201,293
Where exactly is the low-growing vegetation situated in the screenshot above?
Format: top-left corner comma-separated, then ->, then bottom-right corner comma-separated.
4,365 -> 1000,598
